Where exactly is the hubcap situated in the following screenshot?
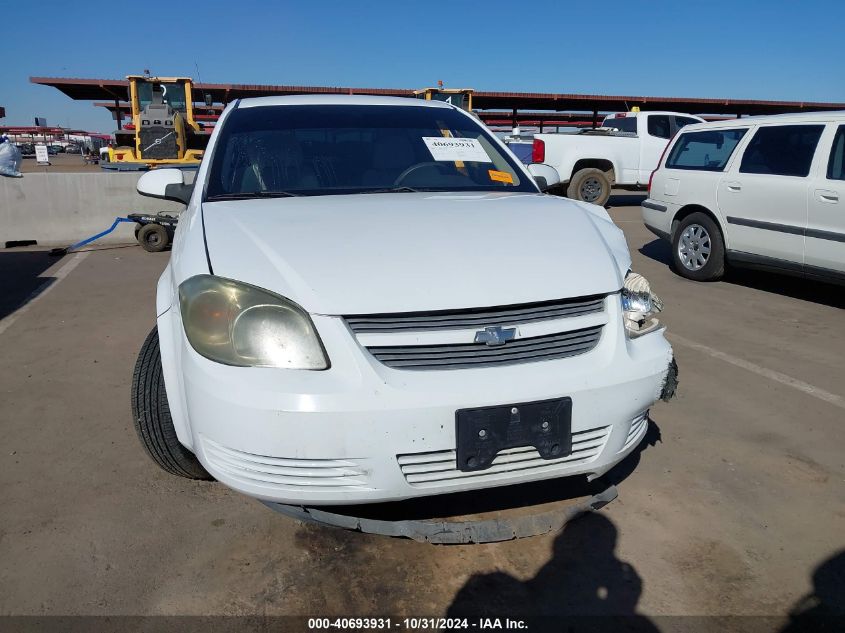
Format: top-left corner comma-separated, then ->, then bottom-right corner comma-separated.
580,177 -> 603,202
147,233 -> 161,246
677,223 -> 712,271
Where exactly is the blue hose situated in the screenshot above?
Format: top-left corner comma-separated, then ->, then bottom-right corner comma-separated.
50,216 -> 134,256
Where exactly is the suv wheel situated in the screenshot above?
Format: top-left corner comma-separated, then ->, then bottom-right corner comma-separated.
567,168 -> 611,206
131,327 -> 213,480
671,212 -> 725,281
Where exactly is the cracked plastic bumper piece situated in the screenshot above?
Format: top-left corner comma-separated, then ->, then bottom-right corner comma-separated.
660,357 -> 679,402
262,483 -> 618,544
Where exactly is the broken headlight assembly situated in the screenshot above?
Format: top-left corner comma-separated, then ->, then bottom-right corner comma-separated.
621,272 -> 664,338
178,275 -> 329,369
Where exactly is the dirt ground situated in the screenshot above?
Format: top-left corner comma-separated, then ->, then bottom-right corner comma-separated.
0,195 -> 842,630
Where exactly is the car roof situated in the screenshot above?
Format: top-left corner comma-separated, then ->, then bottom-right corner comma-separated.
236,94 -> 453,109
680,110 -> 845,131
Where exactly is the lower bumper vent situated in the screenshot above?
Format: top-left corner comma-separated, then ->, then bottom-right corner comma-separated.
397,425 -> 610,488
202,437 -> 371,491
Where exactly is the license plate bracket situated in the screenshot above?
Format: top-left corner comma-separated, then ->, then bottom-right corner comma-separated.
455,397 -> 572,472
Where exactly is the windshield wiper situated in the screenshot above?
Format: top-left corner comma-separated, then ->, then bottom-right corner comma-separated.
358,186 -> 422,194
206,190 -> 300,201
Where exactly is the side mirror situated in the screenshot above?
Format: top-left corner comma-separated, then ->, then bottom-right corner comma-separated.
527,163 -> 561,192
137,168 -> 193,205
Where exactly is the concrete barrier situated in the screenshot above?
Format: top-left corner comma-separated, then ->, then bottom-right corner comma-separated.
0,171 -> 188,247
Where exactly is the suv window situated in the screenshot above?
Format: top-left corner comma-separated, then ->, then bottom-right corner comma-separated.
665,129 -> 747,171
647,115 -> 671,139
739,124 -> 825,177
828,126 -> 845,181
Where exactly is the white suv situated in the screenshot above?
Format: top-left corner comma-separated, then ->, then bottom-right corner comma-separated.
131,95 -> 676,507
642,112 -> 845,284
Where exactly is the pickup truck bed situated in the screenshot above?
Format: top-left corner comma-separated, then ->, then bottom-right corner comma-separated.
533,111 -> 704,205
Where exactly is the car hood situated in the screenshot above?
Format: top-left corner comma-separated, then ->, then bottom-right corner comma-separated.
202,192 -> 630,315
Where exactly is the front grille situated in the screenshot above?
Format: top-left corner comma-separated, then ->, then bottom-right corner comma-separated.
345,295 -> 605,333
366,324 -> 602,370
139,128 -> 179,160
202,437 -> 371,491
397,425 -> 609,488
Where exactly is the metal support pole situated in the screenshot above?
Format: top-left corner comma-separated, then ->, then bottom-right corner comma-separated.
115,99 -> 122,129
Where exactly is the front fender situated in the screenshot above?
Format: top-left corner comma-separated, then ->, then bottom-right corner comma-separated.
156,307 -> 195,450
156,263 -> 174,317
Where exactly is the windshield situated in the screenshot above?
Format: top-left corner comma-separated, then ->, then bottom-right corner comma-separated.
601,116 -> 637,133
205,104 -> 537,198
137,82 -> 187,113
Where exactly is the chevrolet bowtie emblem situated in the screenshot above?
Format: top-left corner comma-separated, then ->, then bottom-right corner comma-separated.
474,326 -> 517,347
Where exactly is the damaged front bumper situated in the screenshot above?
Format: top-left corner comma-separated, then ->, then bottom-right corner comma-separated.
661,357 -> 679,402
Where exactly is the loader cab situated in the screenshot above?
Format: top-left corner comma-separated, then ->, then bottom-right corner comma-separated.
414,87 -> 474,112
136,80 -> 188,114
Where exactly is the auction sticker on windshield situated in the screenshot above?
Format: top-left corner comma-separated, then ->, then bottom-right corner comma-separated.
423,137 -> 492,162
488,169 -> 514,184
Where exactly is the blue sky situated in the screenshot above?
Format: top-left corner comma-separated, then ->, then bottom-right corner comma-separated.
2,0 -> 843,132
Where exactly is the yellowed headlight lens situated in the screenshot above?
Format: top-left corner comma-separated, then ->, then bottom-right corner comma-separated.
179,275 -> 328,369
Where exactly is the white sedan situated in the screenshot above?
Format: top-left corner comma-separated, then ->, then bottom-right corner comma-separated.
131,95 -> 676,506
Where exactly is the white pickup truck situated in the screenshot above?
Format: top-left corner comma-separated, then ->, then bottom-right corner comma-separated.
532,111 -> 704,205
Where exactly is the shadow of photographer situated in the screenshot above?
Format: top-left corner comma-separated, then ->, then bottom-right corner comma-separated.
780,549 -> 845,633
446,511 -> 659,631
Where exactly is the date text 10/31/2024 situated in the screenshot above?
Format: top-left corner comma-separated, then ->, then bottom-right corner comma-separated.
307,617 -> 528,630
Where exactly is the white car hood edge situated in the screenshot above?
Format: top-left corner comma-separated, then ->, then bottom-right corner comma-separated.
201,192 -> 629,315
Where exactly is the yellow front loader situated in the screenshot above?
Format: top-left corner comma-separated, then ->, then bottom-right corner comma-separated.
111,75 -> 208,168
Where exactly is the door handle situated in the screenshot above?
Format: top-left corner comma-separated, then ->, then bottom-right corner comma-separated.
726,182 -> 742,192
816,189 -> 839,203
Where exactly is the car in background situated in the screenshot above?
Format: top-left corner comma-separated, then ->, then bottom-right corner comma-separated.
64,144 -> 81,154
50,144 -> 65,153
532,111 -> 704,205
642,112 -> 845,284
16,143 -> 36,157
129,95 -> 676,508
503,138 -> 534,165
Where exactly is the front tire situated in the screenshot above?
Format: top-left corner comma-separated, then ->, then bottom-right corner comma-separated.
131,327 -> 212,480
671,212 -> 725,281
567,168 -> 612,206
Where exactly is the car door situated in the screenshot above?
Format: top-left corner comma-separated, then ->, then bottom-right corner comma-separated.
805,124 -> 845,275
716,123 -> 825,266
638,114 -> 672,184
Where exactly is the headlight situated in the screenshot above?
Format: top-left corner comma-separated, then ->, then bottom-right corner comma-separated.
178,275 -> 329,369
621,272 -> 664,338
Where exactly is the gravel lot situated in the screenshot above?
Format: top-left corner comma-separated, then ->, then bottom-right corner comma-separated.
0,195 -> 842,630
